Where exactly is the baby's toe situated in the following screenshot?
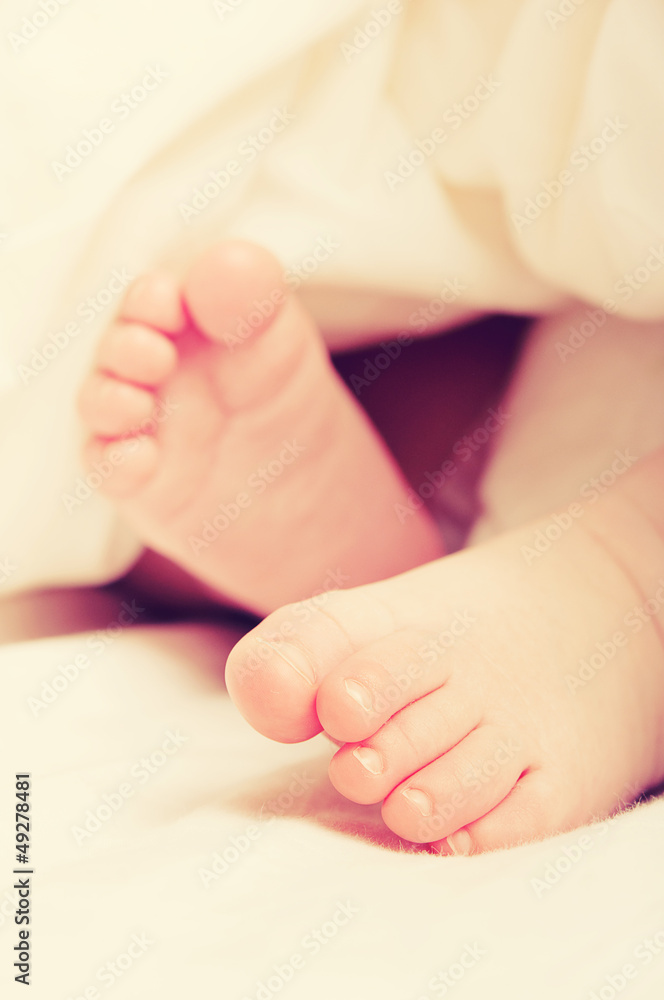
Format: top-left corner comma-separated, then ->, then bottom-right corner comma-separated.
433,771 -> 559,856
382,725 -> 530,844
316,630 -> 455,743
119,272 -> 186,333
78,373 -> 157,438
328,676 -> 480,805
183,241 -> 284,346
225,588 -> 397,743
81,436 -> 159,498
96,322 -> 178,387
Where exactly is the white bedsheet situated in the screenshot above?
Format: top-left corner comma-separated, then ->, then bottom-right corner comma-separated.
3,615 -> 664,999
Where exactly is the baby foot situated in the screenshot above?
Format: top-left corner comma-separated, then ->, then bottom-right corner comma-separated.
225,451 -> 664,849
78,242 -> 443,614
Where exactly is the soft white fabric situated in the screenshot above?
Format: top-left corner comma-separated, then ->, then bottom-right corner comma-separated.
1,0 -> 663,593
3,620 -> 663,999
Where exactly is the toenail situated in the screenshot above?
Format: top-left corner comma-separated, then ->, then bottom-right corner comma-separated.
402,787 -> 433,817
255,639 -> 316,685
344,679 -> 373,713
352,747 -> 383,775
447,829 -> 472,856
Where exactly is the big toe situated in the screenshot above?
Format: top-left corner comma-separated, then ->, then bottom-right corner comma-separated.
224,585 -> 398,743
182,240 -> 285,346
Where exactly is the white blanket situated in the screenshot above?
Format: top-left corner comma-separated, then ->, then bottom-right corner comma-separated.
1,0 -> 664,594
3,615 -> 664,999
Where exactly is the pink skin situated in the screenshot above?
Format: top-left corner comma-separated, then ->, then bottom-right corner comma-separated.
80,239 -> 664,854
78,241 -> 444,616
225,425 -> 664,854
